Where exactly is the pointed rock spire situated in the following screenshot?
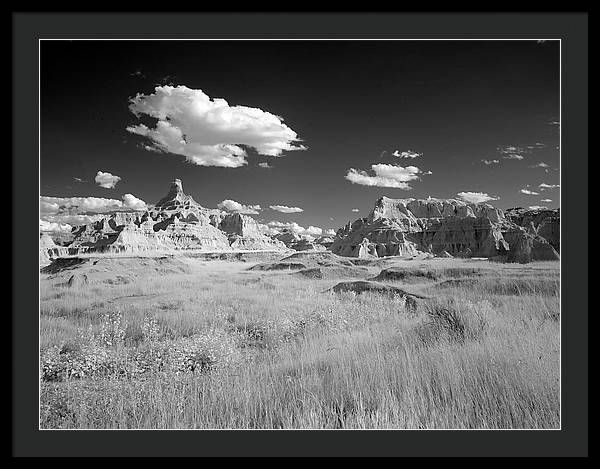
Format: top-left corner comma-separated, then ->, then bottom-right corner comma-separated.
155,178 -> 201,211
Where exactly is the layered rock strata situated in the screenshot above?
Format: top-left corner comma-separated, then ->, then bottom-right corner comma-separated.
330,197 -> 559,263
40,179 -> 286,260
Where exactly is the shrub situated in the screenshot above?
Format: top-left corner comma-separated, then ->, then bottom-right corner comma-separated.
168,330 -> 242,374
418,298 -> 491,344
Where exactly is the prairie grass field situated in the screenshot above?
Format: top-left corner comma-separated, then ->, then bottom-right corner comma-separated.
39,253 -> 560,429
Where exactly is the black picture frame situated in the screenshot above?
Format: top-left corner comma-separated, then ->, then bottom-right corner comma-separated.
12,11 -> 588,458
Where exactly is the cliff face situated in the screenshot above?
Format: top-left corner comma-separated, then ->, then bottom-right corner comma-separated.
505,207 -> 560,252
40,179 -> 286,261
330,197 -> 559,263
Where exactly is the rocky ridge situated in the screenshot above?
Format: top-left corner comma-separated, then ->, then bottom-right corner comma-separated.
330,197 -> 559,263
40,179 -> 287,262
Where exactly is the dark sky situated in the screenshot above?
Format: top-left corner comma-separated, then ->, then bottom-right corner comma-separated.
40,40 -> 560,232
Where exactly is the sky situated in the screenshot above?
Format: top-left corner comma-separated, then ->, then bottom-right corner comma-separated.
40,40 -> 560,234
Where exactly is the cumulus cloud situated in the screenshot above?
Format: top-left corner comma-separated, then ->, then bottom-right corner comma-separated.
41,213 -> 103,227
122,193 -> 148,210
520,189 -> 540,195
456,191 -> 500,204
218,199 -> 261,215
95,171 -> 122,189
127,85 -> 306,168
345,164 -> 423,190
538,183 -> 560,190
481,159 -> 500,165
39,219 -> 72,233
269,205 -> 303,214
40,194 -> 148,215
392,150 -> 422,159
264,221 -> 323,239
528,205 -> 548,210
324,229 -> 336,237
540,198 -> 553,203
258,162 -> 273,169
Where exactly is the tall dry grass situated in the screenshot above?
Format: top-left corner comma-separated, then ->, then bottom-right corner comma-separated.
39,259 -> 560,429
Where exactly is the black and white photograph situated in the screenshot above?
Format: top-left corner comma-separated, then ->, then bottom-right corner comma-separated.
11,11 -> 588,456
37,38 -> 563,430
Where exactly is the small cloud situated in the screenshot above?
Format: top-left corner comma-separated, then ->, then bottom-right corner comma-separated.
258,162 -> 273,169
520,189 -> 540,195
456,191 -> 500,204
130,70 -> 146,78
502,154 -> 524,160
528,205 -> 548,210
423,170 -> 433,175
481,159 -> 500,165
548,119 -> 560,126
392,150 -> 422,159
95,171 -> 121,189
530,162 -> 550,169
218,199 -> 261,215
265,221 -> 323,239
345,164 -> 424,190
538,183 -> 560,190
540,198 -> 553,203
497,145 -> 529,160
351,208 -> 360,212
122,193 -> 147,211
73,177 -> 87,183
269,205 -> 304,214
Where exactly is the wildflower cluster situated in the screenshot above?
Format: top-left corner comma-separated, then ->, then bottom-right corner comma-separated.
168,330 -> 241,374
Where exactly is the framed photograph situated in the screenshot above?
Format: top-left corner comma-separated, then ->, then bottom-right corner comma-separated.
13,11 -> 588,457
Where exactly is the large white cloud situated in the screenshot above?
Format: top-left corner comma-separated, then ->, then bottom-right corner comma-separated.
218,199 -> 261,215
127,85 -> 306,168
456,191 -> 500,204
345,164 -> 423,190
269,205 -> 303,213
95,171 -> 122,189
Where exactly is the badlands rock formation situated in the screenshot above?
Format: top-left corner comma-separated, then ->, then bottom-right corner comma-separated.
505,207 -> 560,252
39,233 -> 69,264
40,179 -> 286,262
272,229 -> 331,252
330,197 -> 559,263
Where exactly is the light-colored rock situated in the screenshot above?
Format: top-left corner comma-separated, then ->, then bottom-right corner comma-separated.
41,179 -> 288,259
330,196 -> 559,263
